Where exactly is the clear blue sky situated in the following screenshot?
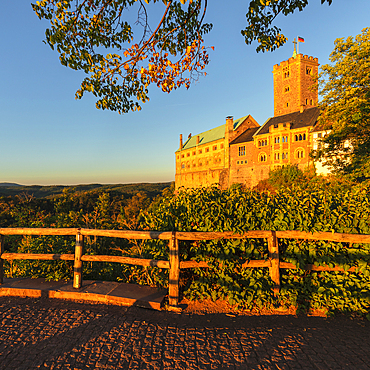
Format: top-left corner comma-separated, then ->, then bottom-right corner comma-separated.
1,0 -> 369,186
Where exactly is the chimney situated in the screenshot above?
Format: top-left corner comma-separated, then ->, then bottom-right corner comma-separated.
179,134 -> 183,149
196,135 -> 200,145
225,116 -> 234,145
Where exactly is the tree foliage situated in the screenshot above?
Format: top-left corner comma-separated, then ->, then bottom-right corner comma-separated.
315,27 -> 370,181
32,0 -> 212,114
242,0 -> 333,52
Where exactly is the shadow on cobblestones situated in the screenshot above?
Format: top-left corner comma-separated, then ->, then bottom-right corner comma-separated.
0,297 -> 369,370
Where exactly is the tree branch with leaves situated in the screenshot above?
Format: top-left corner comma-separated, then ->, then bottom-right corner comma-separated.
32,0 -> 212,113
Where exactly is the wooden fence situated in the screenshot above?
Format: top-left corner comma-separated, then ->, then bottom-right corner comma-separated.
0,228 -> 369,306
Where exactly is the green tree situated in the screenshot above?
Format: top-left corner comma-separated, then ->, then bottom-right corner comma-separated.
314,27 -> 370,181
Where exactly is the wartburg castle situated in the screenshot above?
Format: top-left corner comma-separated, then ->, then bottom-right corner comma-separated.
175,50 -> 328,190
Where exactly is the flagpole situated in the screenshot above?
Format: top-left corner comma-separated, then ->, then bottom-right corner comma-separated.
297,36 -> 299,54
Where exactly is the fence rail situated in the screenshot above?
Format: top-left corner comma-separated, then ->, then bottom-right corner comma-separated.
0,228 -> 369,306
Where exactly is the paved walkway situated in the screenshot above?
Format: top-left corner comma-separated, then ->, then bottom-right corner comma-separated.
0,296 -> 369,369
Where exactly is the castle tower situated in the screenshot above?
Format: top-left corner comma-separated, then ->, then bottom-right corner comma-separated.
272,54 -> 319,117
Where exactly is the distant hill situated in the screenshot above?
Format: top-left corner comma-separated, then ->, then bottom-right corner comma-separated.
0,182 -> 173,199
0,182 -> 21,187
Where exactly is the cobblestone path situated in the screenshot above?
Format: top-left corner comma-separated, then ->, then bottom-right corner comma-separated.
0,297 -> 369,370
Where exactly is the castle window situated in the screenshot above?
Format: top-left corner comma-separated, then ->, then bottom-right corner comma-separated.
303,133 -> 306,140
284,86 -> 290,93
205,147 -> 209,152
182,164 -> 185,169
310,99 -> 313,105
187,152 -> 190,157
296,149 -> 305,159
239,146 -> 246,156
181,154 -> 185,158
192,151 -> 196,156
259,153 -> 267,162
274,152 -> 280,160
213,145 -> 217,151
306,67 -> 312,75
282,135 -> 288,143
274,137 -> 280,144
283,66 -> 290,79
237,161 -> 239,164
244,160 -> 248,164
199,149 -> 202,154
286,102 -> 289,108
306,98 -> 308,105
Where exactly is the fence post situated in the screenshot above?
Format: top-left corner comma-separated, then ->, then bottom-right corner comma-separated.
0,235 -> 4,285
268,231 -> 280,294
168,231 -> 179,306
73,232 -> 84,289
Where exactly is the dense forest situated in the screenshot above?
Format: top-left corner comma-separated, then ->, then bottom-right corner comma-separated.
1,171 -> 370,317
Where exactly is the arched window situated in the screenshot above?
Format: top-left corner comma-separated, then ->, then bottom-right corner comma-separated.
299,134 -> 302,141
303,133 -> 306,140
259,153 -> 267,162
295,149 -> 305,159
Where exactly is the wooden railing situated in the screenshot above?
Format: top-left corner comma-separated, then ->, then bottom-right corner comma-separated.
0,228 -> 369,306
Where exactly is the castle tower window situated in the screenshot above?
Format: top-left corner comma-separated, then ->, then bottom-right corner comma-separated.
239,146 -> 246,156
286,102 -> 289,108
274,137 -> 280,144
303,133 -> 306,140
306,67 -> 312,75
283,66 -> 290,79
310,99 -> 313,105
284,86 -> 290,93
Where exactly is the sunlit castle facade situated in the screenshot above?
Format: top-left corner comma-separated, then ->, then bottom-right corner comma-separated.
175,51 -> 329,190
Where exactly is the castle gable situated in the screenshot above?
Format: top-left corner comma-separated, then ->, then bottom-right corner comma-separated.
256,107 -> 319,136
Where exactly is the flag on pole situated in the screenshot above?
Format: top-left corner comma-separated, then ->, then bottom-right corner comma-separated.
298,36 -> 305,43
